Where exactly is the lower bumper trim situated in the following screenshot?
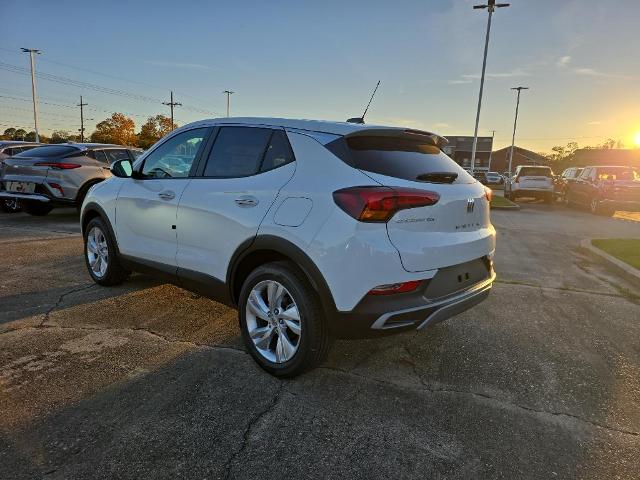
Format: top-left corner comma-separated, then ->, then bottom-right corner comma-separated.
0,192 -> 51,202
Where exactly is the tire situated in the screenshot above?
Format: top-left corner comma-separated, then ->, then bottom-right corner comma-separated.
23,202 -> 53,216
543,193 -> 553,204
1,198 -> 22,213
238,261 -> 331,377
590,198 -> 613,216
84,217 -> 129,286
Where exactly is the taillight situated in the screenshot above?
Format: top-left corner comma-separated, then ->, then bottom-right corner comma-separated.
333,186 -> 439,223
484,186 -> 493,202
47,182 -> 64,196
368,280 -> 422,295
34,162 -> 82,169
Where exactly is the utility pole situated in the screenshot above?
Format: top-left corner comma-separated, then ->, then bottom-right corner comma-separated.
162,91 -> 181,130
487,130 -> 495,171
469,0 -> 509,174
20,48 -> 42,142
223,90 -> 234,117
77,96 -> 88,142
508,87 -> 529,177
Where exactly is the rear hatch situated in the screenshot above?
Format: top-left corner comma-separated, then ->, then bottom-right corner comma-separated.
516,166 -> 553,190
1,145 -> 81,189
336,130 -> 495,272
598,168 -> 640,201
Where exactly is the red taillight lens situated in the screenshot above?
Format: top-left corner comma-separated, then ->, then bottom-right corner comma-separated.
34,162 -> 82,169
333,187 -> 439,223
484,186 -> 492,202
369,280 -> 422,295
47,182 -> 64,196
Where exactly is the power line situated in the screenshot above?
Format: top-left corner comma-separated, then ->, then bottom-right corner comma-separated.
162,91 -> 181,129
78,95 -> 88,142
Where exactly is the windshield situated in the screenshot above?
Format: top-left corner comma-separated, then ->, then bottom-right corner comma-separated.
596,167 -> 639,181
13,145 -> 79,158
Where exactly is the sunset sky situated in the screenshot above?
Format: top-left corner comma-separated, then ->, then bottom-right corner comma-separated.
1,0 -> 639,153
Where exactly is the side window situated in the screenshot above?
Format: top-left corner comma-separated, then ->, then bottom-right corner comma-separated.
104,149 -> 130,163
203,127 -> 272,178
261,130 -> 294,172
141,128 -> 208,179
580,168 -> 591,180
93,150 -> 109,163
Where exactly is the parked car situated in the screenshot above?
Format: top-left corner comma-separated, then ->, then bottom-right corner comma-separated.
0,143 -> 142,216
504,165 -> 555,203
565,165 -> 640,215
485,171 -> 504,185
80,118 -> 496,377
472,171 -> 488,184
555,167 -> 583,201
0,141 -> 42,213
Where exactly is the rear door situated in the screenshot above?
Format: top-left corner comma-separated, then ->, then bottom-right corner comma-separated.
116,127 -> 210,266
176,126 -> 295,281
339,133 -> 493,272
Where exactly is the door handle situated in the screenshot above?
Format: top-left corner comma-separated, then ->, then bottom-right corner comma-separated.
158,190 -> 175,200
235,196 -> 259,207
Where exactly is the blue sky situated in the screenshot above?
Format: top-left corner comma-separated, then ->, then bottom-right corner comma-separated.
1,0 -> 639,152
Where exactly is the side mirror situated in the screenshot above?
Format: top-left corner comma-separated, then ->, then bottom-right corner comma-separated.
111,159 -> 133,178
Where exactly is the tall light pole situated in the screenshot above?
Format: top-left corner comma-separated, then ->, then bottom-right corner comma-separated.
469,0 -> 509,174
162,91 -> 181,130
21,48 -> 41,142
487,129 -> 495,171
78,96 -> 88,142
508,86 -> 529,176
223,90 -> 234,117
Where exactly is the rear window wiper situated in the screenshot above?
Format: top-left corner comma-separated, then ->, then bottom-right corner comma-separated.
415,172 -> 458,184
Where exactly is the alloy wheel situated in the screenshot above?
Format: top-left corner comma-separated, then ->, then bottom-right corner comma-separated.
245,280 -> 302,363
86,226 -> 109,278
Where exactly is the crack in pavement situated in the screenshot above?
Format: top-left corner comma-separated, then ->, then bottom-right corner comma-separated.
222,381 -> 285,480
39,284 -> 97,327
494,279 -> 640,300
318,366 -> 640,439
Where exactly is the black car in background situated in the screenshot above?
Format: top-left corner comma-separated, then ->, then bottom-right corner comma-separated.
566,165 -> 640,215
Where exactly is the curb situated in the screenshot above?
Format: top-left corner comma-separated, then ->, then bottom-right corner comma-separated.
580,239 -> 640,289
490,203 -> 521,210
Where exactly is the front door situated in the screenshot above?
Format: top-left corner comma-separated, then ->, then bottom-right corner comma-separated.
176,126 -> 296,282
116,127 -> 210,266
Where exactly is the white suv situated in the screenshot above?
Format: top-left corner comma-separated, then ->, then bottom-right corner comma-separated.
81,118 -> 496,377
504,165 -> 555,203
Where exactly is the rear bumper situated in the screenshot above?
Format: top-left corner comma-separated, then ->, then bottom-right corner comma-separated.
328,257 -> 495,338
514,188 -> 553,195
600,199 -> 640,211
0,188 -> 74,206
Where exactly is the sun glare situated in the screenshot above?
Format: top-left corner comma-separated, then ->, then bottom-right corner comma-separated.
634,132 -> 640,147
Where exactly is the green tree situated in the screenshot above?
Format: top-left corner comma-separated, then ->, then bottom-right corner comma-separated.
51,130 -> 72,143
90,113 -> 137,146
12,129 -> 27,140
137,115 -> 176,149
3,128 -> 16,139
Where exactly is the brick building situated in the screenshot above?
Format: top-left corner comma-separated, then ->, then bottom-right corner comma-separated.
442,136 -> 493,170
489,146 -> 549,174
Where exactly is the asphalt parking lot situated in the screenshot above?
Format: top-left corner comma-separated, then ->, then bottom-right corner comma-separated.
1,203 -> 639,479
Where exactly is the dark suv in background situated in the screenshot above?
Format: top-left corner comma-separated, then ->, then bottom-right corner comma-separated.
0,143 -> 142,216
0,141 -> 42,212
566,165 -> 640,215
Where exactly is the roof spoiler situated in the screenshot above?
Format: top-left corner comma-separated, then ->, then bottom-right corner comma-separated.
344,128 -> 449,150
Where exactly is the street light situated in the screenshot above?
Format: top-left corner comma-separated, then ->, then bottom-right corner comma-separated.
469,0 -> 509,174
20,48 -> 42,143
223,90 -> 234,117
508,86 -> 529,176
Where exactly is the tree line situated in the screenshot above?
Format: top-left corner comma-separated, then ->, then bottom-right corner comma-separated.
0,113 -> 177,149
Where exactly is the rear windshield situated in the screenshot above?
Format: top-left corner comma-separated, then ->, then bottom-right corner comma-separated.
14,145 -> 79,158
328,136 -> 473,184
519,167 -> 553,177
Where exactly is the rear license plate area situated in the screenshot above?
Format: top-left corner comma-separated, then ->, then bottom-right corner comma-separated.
7,181 -> 35,193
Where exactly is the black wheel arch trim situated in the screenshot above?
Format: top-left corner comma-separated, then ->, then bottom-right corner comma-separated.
81,202 -> 119,252
227,234 -> 337,314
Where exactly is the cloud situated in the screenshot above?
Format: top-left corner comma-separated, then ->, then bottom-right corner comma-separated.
573,68 -> 628,79
587,121 -> 602,125
144,60 -> 212,70
449,69 -> 530,84
556,56 -> 571,67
